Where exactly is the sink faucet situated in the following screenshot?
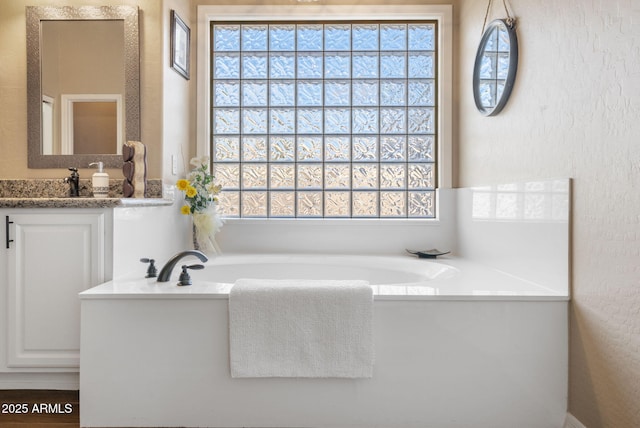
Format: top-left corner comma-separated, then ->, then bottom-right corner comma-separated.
64,167 -> 80,197
157,250 -> 208,282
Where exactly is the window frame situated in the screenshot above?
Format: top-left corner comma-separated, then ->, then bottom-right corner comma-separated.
197,4 -> 452,222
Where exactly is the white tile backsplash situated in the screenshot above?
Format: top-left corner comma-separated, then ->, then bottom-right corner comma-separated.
456,179 -> 571,296
110,179 -> 570,297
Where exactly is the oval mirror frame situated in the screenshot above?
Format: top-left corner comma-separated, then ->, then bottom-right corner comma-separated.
26,5 -> 139,168
472,19 -> 518,116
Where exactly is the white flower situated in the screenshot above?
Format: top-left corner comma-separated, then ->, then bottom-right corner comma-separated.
206,183 -> 222,195
188,170 -> 204,182
189,155 -> 210,169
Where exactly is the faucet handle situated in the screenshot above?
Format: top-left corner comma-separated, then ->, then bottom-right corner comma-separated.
140,258 -> 157,278
177,264 -> 204,286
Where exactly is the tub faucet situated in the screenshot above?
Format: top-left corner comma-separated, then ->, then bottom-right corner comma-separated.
64,167 -> 80,197
157,250 -> 208,282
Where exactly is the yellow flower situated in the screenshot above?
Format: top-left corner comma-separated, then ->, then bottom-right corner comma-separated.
180,205 -> 191,215
185,185 -> 198,198
176,179 -> 189,191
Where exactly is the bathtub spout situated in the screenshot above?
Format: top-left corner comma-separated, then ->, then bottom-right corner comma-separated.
157,250 -> 208,282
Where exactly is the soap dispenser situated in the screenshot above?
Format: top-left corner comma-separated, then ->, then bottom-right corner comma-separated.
89,162 -> 109,198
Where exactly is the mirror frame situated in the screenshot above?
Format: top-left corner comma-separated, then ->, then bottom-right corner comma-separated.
26,5 -> 139,168
472,19 -> 518,116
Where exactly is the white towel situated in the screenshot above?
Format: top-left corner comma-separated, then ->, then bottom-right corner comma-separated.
229,279 -> 374,378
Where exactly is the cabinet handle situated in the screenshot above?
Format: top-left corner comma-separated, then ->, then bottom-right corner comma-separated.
5,216 -> 13,249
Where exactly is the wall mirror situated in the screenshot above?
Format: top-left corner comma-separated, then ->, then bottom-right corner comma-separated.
27,6 -> 139,168
472,19 -> 518,116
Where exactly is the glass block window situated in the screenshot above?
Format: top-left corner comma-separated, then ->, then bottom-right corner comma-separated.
211,21 -> 437,218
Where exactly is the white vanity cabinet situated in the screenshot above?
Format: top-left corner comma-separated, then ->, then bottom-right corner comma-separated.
1,209 -> 110,369
0,196 -> 179,388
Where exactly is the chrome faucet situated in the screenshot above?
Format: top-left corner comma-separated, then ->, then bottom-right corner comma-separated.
157,250 -> 208,282
64,167 -> 80,197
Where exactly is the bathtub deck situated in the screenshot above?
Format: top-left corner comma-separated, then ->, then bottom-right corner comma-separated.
79,255 -> 569,301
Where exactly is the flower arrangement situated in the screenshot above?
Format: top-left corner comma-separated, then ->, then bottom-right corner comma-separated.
176,156 -> 223,254
177,155 -> 222,215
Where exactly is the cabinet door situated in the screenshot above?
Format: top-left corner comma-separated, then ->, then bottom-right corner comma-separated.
6,212 -> 105,368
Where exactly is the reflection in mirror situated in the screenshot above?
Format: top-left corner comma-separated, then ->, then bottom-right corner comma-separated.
71,101 -> 119,155
60,95 -> 123,155
472,19 -> 518,116
26,6 -> 139,168
72,102 -> 117,154
41,20 -> 124,156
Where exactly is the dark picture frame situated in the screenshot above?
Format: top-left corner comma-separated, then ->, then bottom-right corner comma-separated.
170,10 -> 190,80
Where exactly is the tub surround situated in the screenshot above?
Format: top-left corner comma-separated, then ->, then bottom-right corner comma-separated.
80,256 -> 568,427
81,299 -> 567,428
79,178 -> 570,427
456,179 -> 570,295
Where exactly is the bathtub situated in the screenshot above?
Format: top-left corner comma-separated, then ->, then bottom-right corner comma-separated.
196,254 -> 459,284
80,253 -> 568,428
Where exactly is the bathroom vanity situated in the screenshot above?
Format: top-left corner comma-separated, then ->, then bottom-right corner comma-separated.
0,179 -> 179,389
1,208 -> 108,368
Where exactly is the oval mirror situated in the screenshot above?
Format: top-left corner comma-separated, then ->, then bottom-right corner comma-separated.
473,19 -> 518,116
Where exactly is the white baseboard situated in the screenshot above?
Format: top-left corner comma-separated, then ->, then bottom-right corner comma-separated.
0,372 -> 79,390
564,413 -> 587,428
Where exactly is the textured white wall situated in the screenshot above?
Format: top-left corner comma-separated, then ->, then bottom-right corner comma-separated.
458,1 -> 640,427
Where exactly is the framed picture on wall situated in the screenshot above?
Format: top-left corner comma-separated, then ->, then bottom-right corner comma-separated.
170,10 -> 190,80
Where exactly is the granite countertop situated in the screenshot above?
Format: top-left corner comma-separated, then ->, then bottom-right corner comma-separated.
0,197 -> 173,209
0,179 -> 172,208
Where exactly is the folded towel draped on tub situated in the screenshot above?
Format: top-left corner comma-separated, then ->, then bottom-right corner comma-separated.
229,279 -> 374,378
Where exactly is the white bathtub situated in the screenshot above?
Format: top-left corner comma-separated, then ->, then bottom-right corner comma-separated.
195,254 -> 458,284
80,253 -> 568,427
92,253 -> 566,299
